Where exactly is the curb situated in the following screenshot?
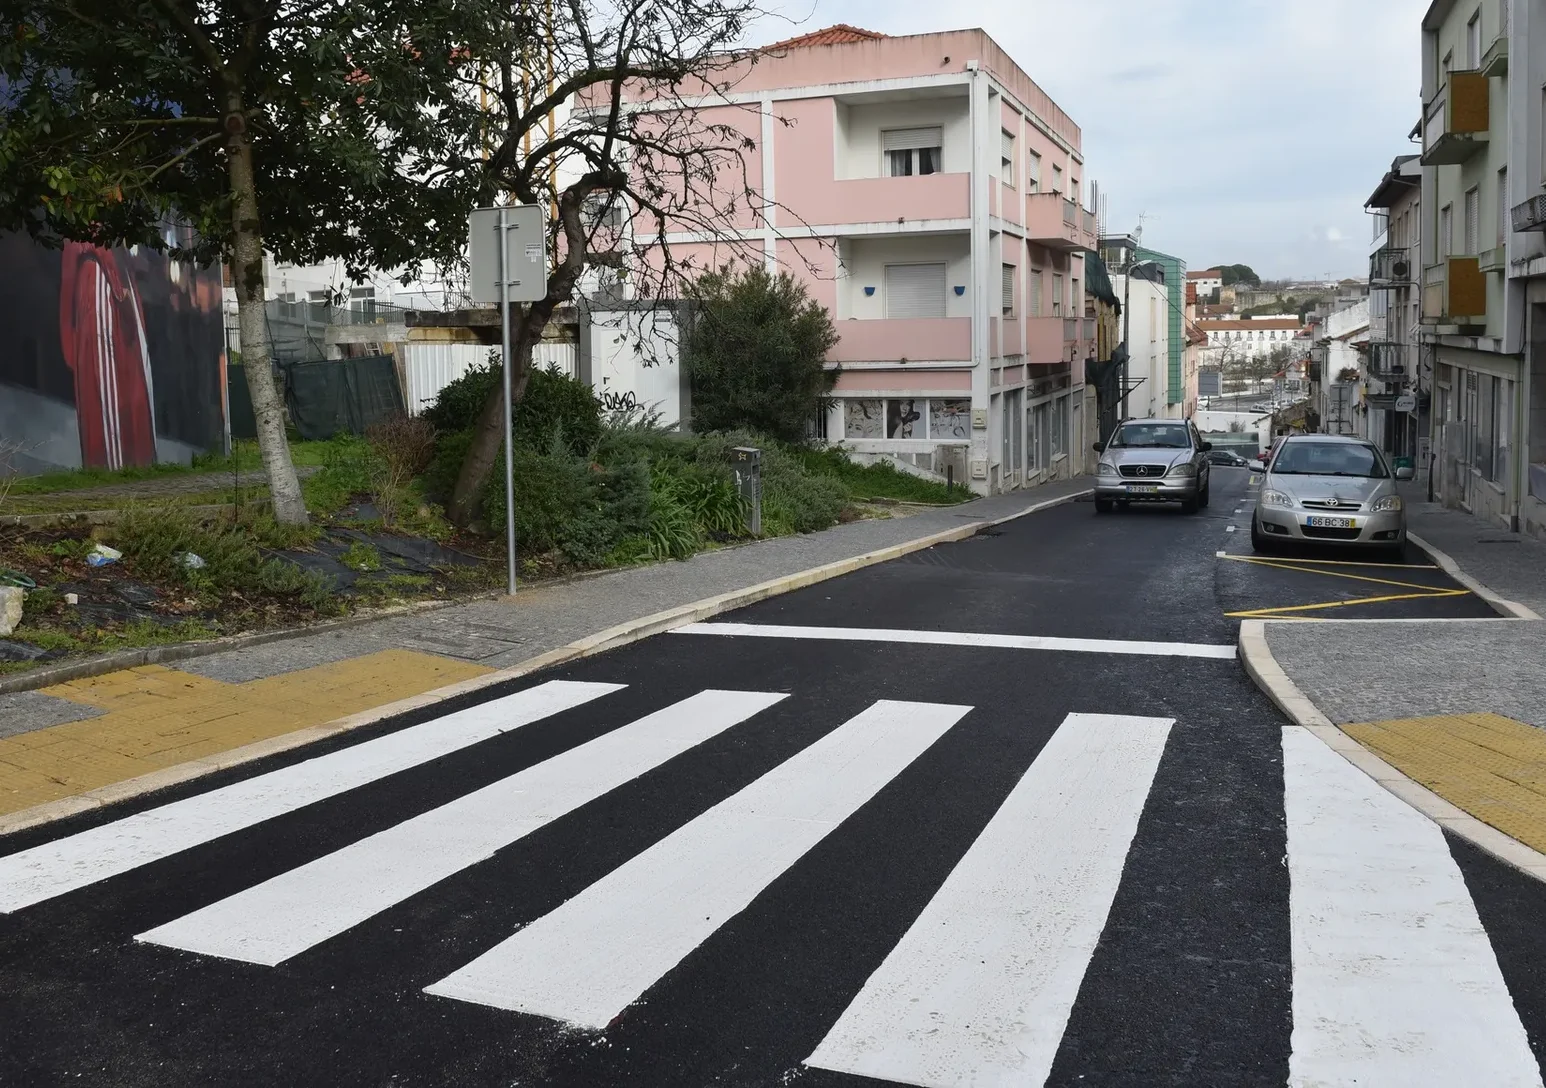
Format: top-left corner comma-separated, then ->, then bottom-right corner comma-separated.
1237,618 -> 1546,885
1408,531 -> 1542,620
0,487 -> 1090,836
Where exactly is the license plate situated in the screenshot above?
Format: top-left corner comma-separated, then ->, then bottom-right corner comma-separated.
1127,484 -> 1159,494
1306,516 -> 1355,529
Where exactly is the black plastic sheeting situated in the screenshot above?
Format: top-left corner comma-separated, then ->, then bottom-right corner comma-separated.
269,528 -> 481,593
283,355 -> 406,440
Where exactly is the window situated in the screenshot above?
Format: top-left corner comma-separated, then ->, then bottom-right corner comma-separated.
1052,163 -> 1063,195
1072,278 -> 1080,309
1466,9 -> 1481,69
1071,177 -> 1080,205
883,263 -> 947,318
1498,167 -> 1509,248
1465,187 -> 1480,253
1052,273 -> 1064,316
1001,264 -> 1016,316
1495,378 -> 1513,484
1052,395 -> 1068,457
349,285 -> 376,322
1028,150 -> 1041,193
929,399 -> 972,440
1000,131 -> 1016,188
1028,269 -> 1043,316
1475,371 -> 1496,478
307,290 -> 329,323
1441,203 -> 1453,257
883,127 -> 942,177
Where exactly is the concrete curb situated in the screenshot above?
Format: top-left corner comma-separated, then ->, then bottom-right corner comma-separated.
1238,618 -> 1546,885
1408,531 -> 1542,620
0,488 -> 1090,837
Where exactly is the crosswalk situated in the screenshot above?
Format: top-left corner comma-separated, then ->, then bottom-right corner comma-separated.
0,677 -> 1541,1087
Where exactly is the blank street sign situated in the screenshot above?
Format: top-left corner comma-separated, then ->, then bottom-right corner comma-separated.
467,205 -> 548,303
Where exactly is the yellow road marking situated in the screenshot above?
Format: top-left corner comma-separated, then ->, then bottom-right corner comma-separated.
0,650 -> 492,816
1219,553 -> 1437,571
1344,713 -> 1546,855
1225,588 -> 1470,618
1222,554 -> 1451,592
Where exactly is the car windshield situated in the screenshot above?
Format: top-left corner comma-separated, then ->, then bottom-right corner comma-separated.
1108,423 -> 1190,449
1270,441 -> 1388,478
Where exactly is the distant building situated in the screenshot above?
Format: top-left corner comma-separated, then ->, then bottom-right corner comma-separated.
1187,268 -> 1224,300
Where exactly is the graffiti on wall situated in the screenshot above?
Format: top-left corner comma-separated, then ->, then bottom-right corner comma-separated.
0,228 -> 225,473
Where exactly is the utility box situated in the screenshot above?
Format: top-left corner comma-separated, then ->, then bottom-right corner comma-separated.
730,447 -> 762,536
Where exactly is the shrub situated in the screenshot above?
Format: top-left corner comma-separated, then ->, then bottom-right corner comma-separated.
365,413 -> 436,524
684,266 -> 839,443
422,355 -> 602,455
692,430 -> 849,535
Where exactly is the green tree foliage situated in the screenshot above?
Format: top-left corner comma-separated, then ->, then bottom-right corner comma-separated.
422,358 -> 603,456
0,0 -> 484,523
1216,264 -> 1263,288
684,266 -> 840,443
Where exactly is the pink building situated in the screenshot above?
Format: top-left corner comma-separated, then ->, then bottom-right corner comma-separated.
630,25 -> 1098,495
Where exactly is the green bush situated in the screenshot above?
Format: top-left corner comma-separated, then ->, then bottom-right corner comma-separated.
692,430 -> 849,535
795,446 -> 971,504
422,357 -> 602,455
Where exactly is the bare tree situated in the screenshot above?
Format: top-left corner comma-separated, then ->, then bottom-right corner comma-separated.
438,0 -> 797,526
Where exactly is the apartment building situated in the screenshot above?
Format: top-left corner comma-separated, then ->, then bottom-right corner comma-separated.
1365,154 -> 1425,460
1187,268 -> 1223,301
1110,266 -> 1173,421
637,26 -> 1096,495
1419,0 -> 1538,530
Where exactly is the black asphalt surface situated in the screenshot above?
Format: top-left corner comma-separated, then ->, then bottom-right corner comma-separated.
0,469 -> 1537,1087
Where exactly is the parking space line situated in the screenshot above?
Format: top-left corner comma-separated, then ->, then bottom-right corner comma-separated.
1220,553 -> 1437,571
1221,555 -> 1451,592
1226,589 -> 1470,619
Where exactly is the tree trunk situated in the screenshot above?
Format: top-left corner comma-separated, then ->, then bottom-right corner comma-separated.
447,306 -> 539,527
224,95 -> 308,526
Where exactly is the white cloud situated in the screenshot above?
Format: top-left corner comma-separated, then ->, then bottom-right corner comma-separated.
749,0 -> 1429,277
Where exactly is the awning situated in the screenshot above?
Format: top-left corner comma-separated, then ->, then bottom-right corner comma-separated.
1082,248 -> 1121,313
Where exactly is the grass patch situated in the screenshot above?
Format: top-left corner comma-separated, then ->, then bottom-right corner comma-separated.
9,439 -> 334,497
795,447 -> 973,504
340,541 -> 382,572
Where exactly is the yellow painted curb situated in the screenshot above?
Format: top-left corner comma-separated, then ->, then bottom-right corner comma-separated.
0,489 -> 1090,837
1237,619 -> 1546,884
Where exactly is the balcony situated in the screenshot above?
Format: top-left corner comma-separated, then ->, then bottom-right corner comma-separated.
1481,32 -> 1508,78
1421,72 -> 1489,166
1366,342 -> 1409,383
1513,195 -> 1546,233
1369,246 -> 1415,287
1025,193 -> 1096,251
1421,257 -> 1486,327
830,317 -> 971,364
813,173 -> 971,228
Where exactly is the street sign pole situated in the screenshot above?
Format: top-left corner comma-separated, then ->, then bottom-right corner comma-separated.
499,206 -> 517,597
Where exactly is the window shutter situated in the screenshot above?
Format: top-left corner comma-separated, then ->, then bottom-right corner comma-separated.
882,127 -> 943,152
1001,265 -> 1015,313
1029,269 -> 1043,316
884,263 -> 947,318
1465,188 -> 1480,254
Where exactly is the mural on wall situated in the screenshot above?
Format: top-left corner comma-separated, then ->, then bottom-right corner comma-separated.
0,227 -> 225,473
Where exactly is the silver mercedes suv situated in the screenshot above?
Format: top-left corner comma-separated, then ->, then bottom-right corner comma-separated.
1092,418 -> 1213,514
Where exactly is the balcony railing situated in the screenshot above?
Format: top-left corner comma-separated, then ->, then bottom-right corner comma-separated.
1082,209 -> 1096,236
1366,342 -> 1409,382
1063,317 -> 1080,342
1421,72 -> 1490,166
1421,257 -> 1486,326
1481,27 -> 1508,78
1026,194 -> 1095,252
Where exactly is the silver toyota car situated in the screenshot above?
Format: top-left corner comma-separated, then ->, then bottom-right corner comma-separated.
1092,418 -> 1213,514
1251,434 -> 1415,554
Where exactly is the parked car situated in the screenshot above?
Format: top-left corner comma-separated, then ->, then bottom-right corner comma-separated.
1205,450 -> 1250,467
1251,434 -> 1415,555
1093,419 -> 1212,514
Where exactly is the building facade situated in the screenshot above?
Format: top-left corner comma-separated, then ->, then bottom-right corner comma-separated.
1365,154 -> 1425,459
1187,268 -> 1223,301
1110,267 -> 1174,420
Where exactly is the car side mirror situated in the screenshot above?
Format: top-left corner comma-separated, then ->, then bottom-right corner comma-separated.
1091,442 -> 1104,453
1200,441 -> 1213,452
1249,459 -> 1267,472
1395,466 -> 1415,481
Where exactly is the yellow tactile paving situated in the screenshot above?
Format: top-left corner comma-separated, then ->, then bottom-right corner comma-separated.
1345,713 -> 1546,854
0,649 -> 492,816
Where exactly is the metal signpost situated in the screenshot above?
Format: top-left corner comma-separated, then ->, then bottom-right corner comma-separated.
730,447 -> 762,536
467,204 -> 548,596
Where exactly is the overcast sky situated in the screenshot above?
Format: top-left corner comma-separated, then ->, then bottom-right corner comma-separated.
753,0 -> 1429,279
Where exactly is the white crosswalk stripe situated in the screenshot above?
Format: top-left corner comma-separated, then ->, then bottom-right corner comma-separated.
424,698 -> 973,1028
1282,726 -> 1542,1088
137,689 -> 788,965
805,712 -> 1173,1087
0,680 -> 623,914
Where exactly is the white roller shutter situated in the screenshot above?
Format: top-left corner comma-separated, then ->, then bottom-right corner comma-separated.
881,127 -> 942,152
1001,264 -> 1015,314
885,263 -> 947,319
1464,188 -> 1479,254
1028,269 -> 1042,316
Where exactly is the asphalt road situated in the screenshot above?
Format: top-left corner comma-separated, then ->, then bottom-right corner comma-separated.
0,473 -> 1540,1088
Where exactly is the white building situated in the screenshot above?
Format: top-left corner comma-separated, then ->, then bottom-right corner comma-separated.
1112,267 -> 1180,419
1321,299 -> 1371,437
1365,153 -> 1424,459
1196,318 -> 1304,367
1187,269 -> 1223,300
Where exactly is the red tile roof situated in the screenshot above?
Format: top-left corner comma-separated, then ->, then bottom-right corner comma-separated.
765,24 -> 888,49
1186,269 -> 1223,280
1196,318 -> 1303,331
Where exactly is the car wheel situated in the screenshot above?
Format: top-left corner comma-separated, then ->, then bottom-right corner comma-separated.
1251,519 -> 1273,553
1095,498 -> 1114,514
1199,478 -> 1211,507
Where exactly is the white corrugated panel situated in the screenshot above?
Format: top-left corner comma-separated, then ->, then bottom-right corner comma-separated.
884,264 -> 946,319
401,341 -> 578,416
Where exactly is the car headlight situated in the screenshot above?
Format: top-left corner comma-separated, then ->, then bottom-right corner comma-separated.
1167,462 -> 1196,477
1098,461 -> 1118,477
1371,495 -> 1402,513
1259,489 -> 1294,508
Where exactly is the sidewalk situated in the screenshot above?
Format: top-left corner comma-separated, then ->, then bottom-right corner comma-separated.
1251,492 -> 1546,867
0,477 -> 1091,828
